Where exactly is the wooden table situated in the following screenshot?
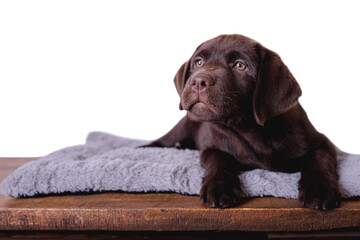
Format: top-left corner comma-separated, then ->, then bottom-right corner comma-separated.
1,158 -> 360,239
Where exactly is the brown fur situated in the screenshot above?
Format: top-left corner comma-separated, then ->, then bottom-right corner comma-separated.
143,34 -> 340,210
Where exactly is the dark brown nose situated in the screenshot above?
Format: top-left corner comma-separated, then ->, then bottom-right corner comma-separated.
190,74 -> 214,92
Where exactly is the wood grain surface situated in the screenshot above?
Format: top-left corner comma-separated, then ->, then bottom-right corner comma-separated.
1,157 -> 360,232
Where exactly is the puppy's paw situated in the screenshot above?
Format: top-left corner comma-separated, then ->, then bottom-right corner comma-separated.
200,173 -> 242,208
138,141 -> 183,149
137,141 -> 163,148
298,183 -> 340,210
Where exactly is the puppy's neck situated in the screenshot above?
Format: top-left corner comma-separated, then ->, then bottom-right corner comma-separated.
217,115 -> 258,130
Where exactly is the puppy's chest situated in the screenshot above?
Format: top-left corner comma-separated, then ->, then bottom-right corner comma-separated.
207,126 -> 280,169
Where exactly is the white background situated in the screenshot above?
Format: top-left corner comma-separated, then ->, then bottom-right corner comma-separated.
0,0 -> 359,157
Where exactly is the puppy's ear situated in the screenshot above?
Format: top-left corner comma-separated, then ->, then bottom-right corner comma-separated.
174,60 -> 191,110
253,46 -> 302,126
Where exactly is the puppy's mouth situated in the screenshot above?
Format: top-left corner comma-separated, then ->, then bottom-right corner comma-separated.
186,100 -> 217,122
189,101 -> 208,112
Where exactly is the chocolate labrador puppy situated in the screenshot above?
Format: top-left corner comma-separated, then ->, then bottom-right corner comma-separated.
143,34 -> 340,210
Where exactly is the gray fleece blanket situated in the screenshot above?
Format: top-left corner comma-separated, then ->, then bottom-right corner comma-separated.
1,132 -> 360,198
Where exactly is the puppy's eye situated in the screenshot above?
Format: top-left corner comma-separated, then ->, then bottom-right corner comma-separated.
233,61 -> 246,71
195,59 -> 204,68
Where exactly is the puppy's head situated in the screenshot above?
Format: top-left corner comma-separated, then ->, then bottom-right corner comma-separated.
174,34 -> 302,126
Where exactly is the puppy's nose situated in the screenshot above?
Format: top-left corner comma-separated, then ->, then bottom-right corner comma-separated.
190,75 -> 214,91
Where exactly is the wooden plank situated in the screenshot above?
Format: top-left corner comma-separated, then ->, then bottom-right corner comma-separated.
1,158 -> 360,232
0,231 -> 269,240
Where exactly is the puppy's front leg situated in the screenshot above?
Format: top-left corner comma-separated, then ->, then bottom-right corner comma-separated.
200,149 -> 243,208
298,138 -> 341,210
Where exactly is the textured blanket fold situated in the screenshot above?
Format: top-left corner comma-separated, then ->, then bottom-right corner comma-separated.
1,132 -> 360,198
